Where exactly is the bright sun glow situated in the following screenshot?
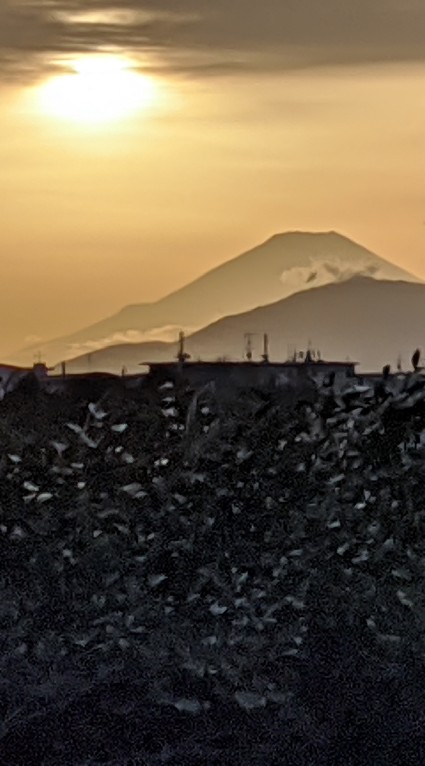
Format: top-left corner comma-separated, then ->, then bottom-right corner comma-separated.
38,55 -> 157,124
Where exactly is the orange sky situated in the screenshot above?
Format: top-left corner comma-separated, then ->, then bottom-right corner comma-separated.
1,2 -> 425,356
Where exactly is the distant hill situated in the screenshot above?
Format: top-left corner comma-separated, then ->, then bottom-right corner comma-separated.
13,231 -> 420,366
55,276 -> 425,375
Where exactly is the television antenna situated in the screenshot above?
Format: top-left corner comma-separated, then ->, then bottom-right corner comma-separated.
287,344 -> 296,362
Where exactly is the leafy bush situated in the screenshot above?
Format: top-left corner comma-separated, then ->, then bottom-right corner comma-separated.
1,372 -> 425,763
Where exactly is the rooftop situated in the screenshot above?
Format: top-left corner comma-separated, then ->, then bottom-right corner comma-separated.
145,359 -> 357,369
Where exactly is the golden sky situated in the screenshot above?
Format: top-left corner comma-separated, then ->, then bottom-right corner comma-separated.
1,1 -> 425,355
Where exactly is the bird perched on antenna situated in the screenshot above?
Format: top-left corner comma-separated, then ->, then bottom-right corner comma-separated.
412,348 -> 421,372
374,364 -> 392,403
403,348 -> 425,395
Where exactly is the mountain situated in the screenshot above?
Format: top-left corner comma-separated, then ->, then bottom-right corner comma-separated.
56,276 -> 425,375
12,231 -> 421,366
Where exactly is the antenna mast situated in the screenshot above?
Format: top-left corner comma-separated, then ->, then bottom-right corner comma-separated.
244,333 -> 254,361
305,339 -> 313,363
261,333 -> 269,363
177,331 -> 190,363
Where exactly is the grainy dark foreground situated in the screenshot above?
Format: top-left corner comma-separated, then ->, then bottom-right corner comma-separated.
1,371 -> 425,765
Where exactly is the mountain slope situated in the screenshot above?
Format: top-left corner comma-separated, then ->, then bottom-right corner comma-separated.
57,276 -> 425,374
14,231 -> 421,366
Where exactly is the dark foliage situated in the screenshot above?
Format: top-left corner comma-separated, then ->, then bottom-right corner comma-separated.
0,372 -> 425,764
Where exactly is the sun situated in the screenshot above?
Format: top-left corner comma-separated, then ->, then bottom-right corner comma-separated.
38,55 -> 157,124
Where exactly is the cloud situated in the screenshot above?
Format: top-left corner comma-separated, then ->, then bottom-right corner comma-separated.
2,1 -> 425,84
64,323 -> 199,359
279,260 -> 397,296
24,334 -> 44,344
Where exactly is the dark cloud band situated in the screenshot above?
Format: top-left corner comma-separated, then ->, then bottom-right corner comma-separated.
1,0 -> 425,83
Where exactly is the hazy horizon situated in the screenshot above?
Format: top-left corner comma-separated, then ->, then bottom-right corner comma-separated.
2,2 -> 425,354
1,224 -> 424,359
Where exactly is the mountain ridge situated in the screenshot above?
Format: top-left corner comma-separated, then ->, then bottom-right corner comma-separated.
11,231 -> 421,366
55,275 -> 425,375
